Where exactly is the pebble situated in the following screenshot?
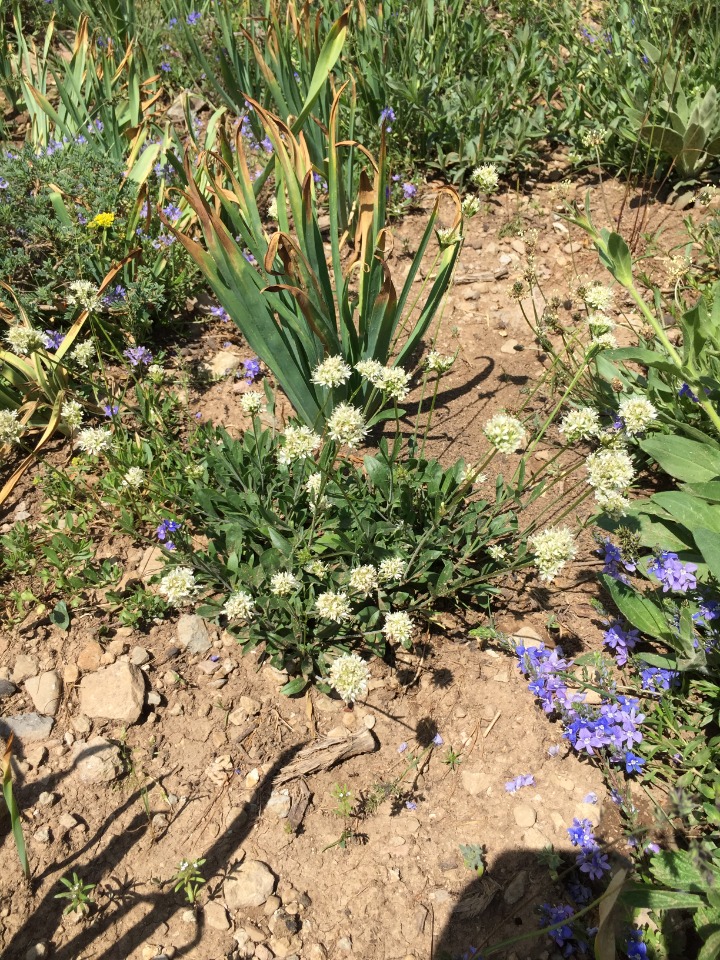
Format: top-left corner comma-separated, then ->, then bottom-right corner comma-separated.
71,736 -> 123,784
147,691 -> 162,706
522,826 -> 552,849
266,790 -> 292,819
181,909 -> 197,925
168,703 -> 183,716
25,944 -> 49,960
0,713 -> 54,742
500,340 -> 522,354
336,938 -> 353,953
63,664 -> 80,684
79,662 -> 146,723
223,860 -> 276,909
0,679 -> 18,698
254,946 -> 274,960
263,895 -> 282,915
269,909 -> 300,936
25,671 -> 62,716
77,642 -> 103,673
206,350 -> 244,379
152,814 -> 169,832
244,923 -> 266,943
197,660 -> 221,675
513,803 -> 537,828
562,241 -> 583,254
176,614 -> 212,654
71,715 -> 92,735
511,625 -> 545,649
33,827 -> 51,844
26,745 -> 48,769
504,870 -> 528,905
37,791 -> 56,807
363,714 -> 376,729
130,646 -> 151,666
239,695 -> 261,715
204,900 -> 230,930
12,655 -> 39,684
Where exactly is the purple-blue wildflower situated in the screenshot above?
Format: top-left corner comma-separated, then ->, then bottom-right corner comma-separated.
379,106 -> 396,130
162,203 -> 182,221
505,773 -> 535,793
44,330 -> 64,350
102,403 -> 120,418
678,382 -> 699,402
648,551 -> 697,593
405,800 -> 417,810
576,848 -> 611,880
539,903 -> 575,952
210,304 -> 230,323
624,751 -> 645,775
160,62 -> 171,72
626,928 -> 649,959
397,742 -> 408,753
603,621 -> 639,666
433,733 -> 444,746
403,183 -> 417,199
156,519 -> 181,543
186,11 -> 201,25
103,284 -> 126,306
640,667 -> 679,692
242,358 -> 261,383
567,818 -> 596,850
124,346 -> 153,367
600,539 -> 636,583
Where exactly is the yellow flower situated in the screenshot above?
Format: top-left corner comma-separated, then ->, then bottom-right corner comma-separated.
89,212 -> 115,229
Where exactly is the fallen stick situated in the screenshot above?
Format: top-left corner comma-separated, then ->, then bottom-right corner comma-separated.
275,728 -> 376,785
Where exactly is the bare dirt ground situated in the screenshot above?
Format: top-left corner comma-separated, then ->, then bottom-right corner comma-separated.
0,167 -> 690,960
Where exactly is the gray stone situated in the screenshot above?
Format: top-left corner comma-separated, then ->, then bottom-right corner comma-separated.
513,803 -> 537,829
269,909 -> 300,936
0,679 -> 17,698
511,624 -> 545,649
206,351 -> 244,380
33,826 -> 51,844
25,943 -> 49,960
147,691 -> 162,706
12,655 -> 38,684
239,696 -> 261,715
58,813 -> 79,832
204,900 -> 230,931
72,714 -> 92,735
176,614 -> 211,655
129,646 -> 150,666
266,790 -> 291,819
37,791 -> 56,807
0,713 -> 54,743
503,870 -> 528,905
25,670 -> 62,716
72,736 -> 123,784
224,860 -> 276,910
79,661 -> 145,723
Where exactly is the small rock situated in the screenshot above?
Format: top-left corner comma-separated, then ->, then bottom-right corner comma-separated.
152,814 -> 169,833
33,827 -> 51,844
511,625 -> 545,649
522,826 -> 552,849
79,661 -> 145,723
147,691 -> 162,707
0,679 -> 18,698
0,713 -> 54,743
58,813 -> 79,832
266,790 -> 291,819
308,947 -> 328,960
254,947 -> 274,960
228,708 -> 248,726
12,655 -> 38,684
336,937 -> 353,953
500,340 -> 522,354
176,614 -> 212,654
197,660 -> 221,675
206,351 -> 243,380
25,944 -> 49,960
562,241 -> 583,254
77,642 -> 103,673
244,923 -> 266,943
239,695 -> 261,716
263,895 -> 282,915
245,768 -> 260,788
510,238 -> 526,254
63,664 -> 80,684
504,870 -> 527,905
576,801 -> 601,827
130,646 -> 151,666
25,671 -> 62,717
513,804 -> 537,828
72,736 -> 123,784
363,714 -> 376,729
25,745 -> 48,769
37,791 -> 56,807
223,859 -> 276,910
204,900 -> 230,931
181,909 -> 197,925
269,909 -> 300,936
71,715 -> 92,735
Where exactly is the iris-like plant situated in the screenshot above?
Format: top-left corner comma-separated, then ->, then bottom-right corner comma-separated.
169,91 -> 461,430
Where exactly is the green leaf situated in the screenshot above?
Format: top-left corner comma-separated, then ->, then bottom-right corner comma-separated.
602,575 -> 672,643
698,926 -> 720,960
619,883 -> 704,910
50,600 -> 70,632
281,676 -> 309,696
594,868 -> 628,960
639,436 -> 720,483
695,527 -> 720,579
651,492 -> 720,535
650,850 -> 720,893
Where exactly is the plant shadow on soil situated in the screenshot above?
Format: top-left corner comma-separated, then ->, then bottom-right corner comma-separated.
6,741 -> 302,960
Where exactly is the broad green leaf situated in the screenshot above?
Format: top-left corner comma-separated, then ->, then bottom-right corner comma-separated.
639,437 -> 720,483
594,868 -> 627,960
694,528 -> 720,580
619,883 -> 704,910
602,575 -> 672,643
650,850 -> 720,893
651,492 -> 720,535
50,600 -> 70,631
698,926 -> 720,960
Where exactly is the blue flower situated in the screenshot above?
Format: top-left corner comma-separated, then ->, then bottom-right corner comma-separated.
567,818 -> 596,851
603,621 -> 639,666
0,177 -> 8,189
156,519 -> 181,542
678,382 -> 699,403
160,61 -> 171,72
124,346 -> 153,367
505,773 -> 534,793
433,732 -> 444,746
648,551 -> 697,593
397,742 -> 408,753
576,848 -> 611,880
626,928 -> 648,959
405,800 -> 417,810
162,203 -> 182,221
210,304 -> 230,323
44,330 -> 64,350
102,403 -> 120,418
186,11 -> 201,25
168,17 -> 178,27
624,751 -> 645,774
539,903 -> 575,950
402,183 -> 417,200
379,106 -> 396,130
243,358 -> 261,383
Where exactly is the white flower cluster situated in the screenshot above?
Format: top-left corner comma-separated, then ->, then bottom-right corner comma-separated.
379,556 -> 406,581
61,399 -> 84,431
223,589 -> 255,622
458,463 -> 487,486
122,466 -> 145,489
426,351 -> 455,373
311,355 -> 352,389
67,280 -> 102,312
271,571 -> 300,596
354,360 -> 411,400
348,564 -> 378,597
148,363 -> 165,383
315,590 -> 352,622
580,128 -> 606,149
327,403 -> 367,448
586,447 -> 634,514
529,526 -> 577,583
277,425 -> 322,466
559,406 -> 600,443
5,325 -> 45,355
436,226 -> 462,247
159,566 -> 197,606
0,409 -> 23,445
587,312 -> 614,334
584,284 -> 614,312
589,331 -> 618,351
470,163 -> 499,194
240,392 -> 264,416
484,413 -> 527,454
305,559 -> 328,577
72,340 -> 96,368
382,611 -> 415,648
618,395 -> 657,435
488,544 -> 509,562
76,426 -> 112,456
328,653 -> 370,704
461,196 -> 482,218
304,472 -> 330,512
